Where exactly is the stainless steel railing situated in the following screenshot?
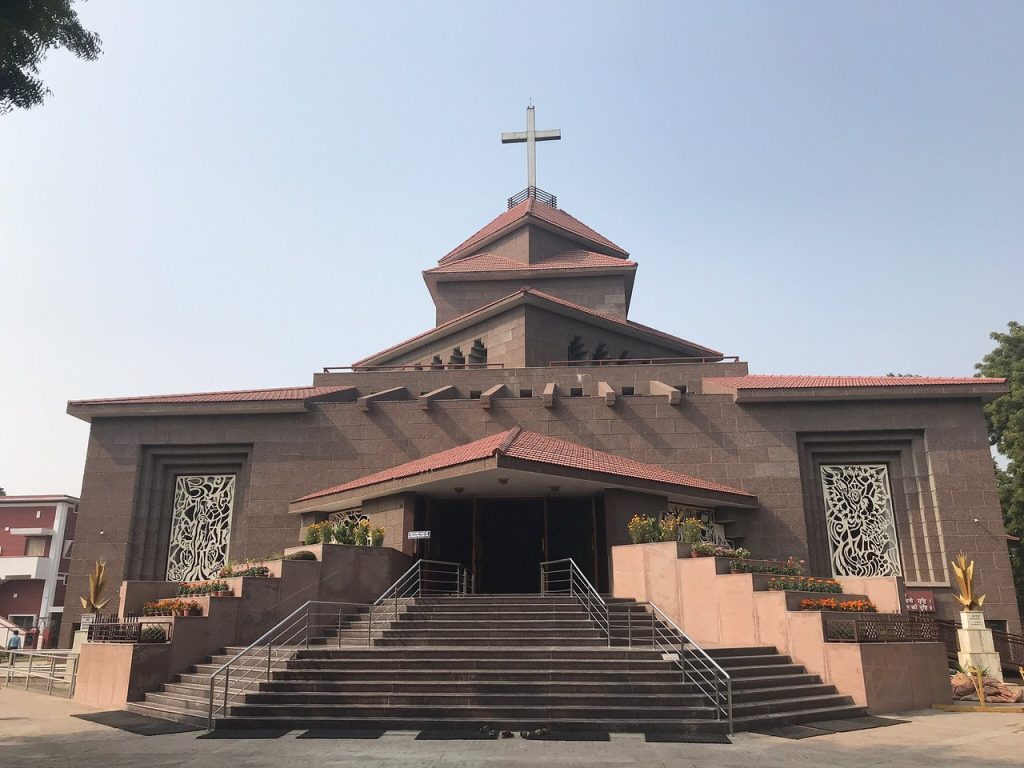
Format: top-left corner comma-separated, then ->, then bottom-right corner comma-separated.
538,557 -> 732,732
625,601 -> 733,733
539,558 -> 611,645
207,558 -> 472,729
2,649 -> 79,697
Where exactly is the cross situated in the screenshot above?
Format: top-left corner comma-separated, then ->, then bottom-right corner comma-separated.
501,105 -> 561,190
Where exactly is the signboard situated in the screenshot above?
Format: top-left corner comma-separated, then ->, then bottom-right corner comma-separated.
961,611 -> 986,630
905,590 -> 935,613
407,530 -> 431,540
79,613 -> 97,627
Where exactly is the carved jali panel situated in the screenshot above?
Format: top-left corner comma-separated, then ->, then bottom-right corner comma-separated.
820,464 -> 902,577
166,475 -> 235,581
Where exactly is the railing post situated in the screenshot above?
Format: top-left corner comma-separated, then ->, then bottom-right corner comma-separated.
651,611 -> 656,648
25,653 -> 33,691
223,667 -> 230,715
47,655 -> 56,694
338,608 -> 343,649
68,655 -> 78,698
627,608 -> 632,648
305,610 -> 310,650
208,675 -> 215,729
368,606 -> 373,647
267,638 -> 273,679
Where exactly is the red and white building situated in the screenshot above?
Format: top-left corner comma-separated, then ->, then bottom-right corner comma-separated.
0,494 -> 78,648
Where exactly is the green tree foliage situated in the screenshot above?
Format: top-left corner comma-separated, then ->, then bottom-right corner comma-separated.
0,0 -> 101,115
976,321 -> 1024,611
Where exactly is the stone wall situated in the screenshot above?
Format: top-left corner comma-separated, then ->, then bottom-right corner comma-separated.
61,361 -> 1019,643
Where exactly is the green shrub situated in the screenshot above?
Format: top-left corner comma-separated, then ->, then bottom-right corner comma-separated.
767,576 -> 843,594
284,550 -> 318,561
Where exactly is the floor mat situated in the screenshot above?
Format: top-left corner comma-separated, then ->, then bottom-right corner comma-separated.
196,729 -> 291,739
644,731 -> 731,744
520,730 -> 611,741
753,716 -> 908,739
72,711 -> 201,736
416,729 -> 501,740
751,725 -> 832,739
803,716 -> 908,733
297,729 -> 385,739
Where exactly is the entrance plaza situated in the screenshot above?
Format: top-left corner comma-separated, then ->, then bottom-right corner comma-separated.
2,687 -> 1022,768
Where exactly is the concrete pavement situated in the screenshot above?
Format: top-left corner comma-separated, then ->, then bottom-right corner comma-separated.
2,686 -> 1022,767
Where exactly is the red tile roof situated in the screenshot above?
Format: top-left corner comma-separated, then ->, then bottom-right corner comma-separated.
295,427 -> 753,503
440,199 -> 629,264
426,250 -> 637,274
704,375 -> 1006,390
68,385 -> 355,406
352,287 -> 721,367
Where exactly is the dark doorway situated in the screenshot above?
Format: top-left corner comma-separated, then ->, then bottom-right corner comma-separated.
545,497 -> 596,586
418,499 -> 473,568
477,499 -> 545,593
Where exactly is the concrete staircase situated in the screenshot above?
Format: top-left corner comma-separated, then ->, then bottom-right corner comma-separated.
126,593 -> 867,732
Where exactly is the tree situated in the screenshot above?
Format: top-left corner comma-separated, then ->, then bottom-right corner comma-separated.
0,0 -> 101,115
976,321 -> 1024,612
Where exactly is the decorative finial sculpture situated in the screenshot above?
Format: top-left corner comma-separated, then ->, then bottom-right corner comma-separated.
80,559 -> 110,613
951,552 -> 986,611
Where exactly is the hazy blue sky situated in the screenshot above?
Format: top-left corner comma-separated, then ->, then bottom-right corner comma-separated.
2,1 -> 1022,495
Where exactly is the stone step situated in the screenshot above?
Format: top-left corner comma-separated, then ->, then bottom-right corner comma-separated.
375,637 -> 610,647
213,714 -> 730,734
293,647 -> 663,660
731,703 -> 869,729
125,701 -> 208,727
241,691 -> 709,708
710,653 -> 794,668
280,657 -> 673,672
226,702 -> 720,720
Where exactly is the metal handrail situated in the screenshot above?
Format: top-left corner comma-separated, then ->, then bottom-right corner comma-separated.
207,600 -> 369,729
539,558 -> 611,645
3,648 -> 79,697
206,559 -> 472,730
633,601 -> 733,733
368,559 -> 472,640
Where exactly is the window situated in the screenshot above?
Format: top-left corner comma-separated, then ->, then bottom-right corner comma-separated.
621,386 -> 635,396
25,537 -> 47,557
570,387 -> 584,397
469,390 -> 481,399
519,389 -> 533,398
57,573 -> 69,585
8,614 -> 36,630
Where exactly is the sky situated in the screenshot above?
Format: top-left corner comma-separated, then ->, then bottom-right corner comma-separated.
1,1 -> 1022,496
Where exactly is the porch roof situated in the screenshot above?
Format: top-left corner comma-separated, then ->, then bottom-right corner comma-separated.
289,427 -> 757,514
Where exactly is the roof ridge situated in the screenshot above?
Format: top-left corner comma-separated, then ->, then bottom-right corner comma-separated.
494,426 -> 524,456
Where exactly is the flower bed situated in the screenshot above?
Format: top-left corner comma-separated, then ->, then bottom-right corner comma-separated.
304,517 -> 385,546
176,580 -> 231,597
692,542 -> 751,558
142,599 -> 202,617
729,556 -> 804,576
800,598 -> 877,612
219,563 -> 271,578
767,576 -> 843,594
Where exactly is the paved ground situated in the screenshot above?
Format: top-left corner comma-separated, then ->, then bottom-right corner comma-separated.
2,686 -> 1023,768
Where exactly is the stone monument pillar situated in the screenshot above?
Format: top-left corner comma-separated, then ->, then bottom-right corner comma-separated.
957,610 -> 1004,682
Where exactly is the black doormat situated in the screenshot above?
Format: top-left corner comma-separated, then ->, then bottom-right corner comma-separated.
753,716 -> 908,739
416,729 -> 500,740
71,711 -> 201,736
297,729 -> 385,739
751,725 -> 832,740
520,730 -> 611,741
196,729 -> 291,739
644,731 -> 731,744
803,716 -> 908,733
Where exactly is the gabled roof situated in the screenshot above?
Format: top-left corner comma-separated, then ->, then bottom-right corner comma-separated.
293,427 -> 755,507
705,375 -> 1006,389
702,375 -> 1008,403
67,385 -> 357,422
352,287 -> 721,367
69,385 -> 354,405
439,199 -> 629,264
425,249 -> 637,275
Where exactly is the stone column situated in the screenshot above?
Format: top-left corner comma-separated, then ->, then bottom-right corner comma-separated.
956,611 -> 1003,682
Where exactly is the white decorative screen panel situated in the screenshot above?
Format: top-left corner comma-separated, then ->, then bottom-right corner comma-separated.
166,475 -> 235,581
820,464 -> 902,577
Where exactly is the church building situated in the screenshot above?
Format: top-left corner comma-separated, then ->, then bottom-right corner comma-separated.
61,110 -> 1018,646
